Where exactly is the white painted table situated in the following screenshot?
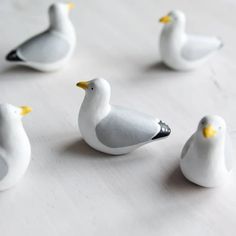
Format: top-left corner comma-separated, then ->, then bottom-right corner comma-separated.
0,0 -> 236,235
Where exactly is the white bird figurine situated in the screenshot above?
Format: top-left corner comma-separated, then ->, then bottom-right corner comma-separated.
6,2 -> 76,72
76,78 -> 171,155
0,104 -> 32,191
159,10 -> 223,71
180,115 -> 233,187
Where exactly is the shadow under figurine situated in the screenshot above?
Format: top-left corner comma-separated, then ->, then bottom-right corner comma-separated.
180,115 -> 233,187
6,2 -> 76,72
159,10 -> 223,71
76,78 -> 171,155
0,104 -> 32,191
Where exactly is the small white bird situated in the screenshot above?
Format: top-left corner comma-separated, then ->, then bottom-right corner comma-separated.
180,115 -> 233,187
6,2 -> 76,72
159,10 -> 223,71
76,78 -> 171,155
0,104 -> 32,191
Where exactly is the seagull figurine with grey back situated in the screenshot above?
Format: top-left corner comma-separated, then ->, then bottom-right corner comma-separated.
180,115 -> 234,187
6,2 -> 76,72
76,78 -> 171,155
159,10 -> 223,71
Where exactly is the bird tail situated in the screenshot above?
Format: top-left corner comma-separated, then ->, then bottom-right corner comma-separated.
6,50 -> 24,62
217,37 -> 224,49
152,120 -> 171,140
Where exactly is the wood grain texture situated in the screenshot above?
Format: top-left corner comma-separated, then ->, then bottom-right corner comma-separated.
0,0 -> 236,235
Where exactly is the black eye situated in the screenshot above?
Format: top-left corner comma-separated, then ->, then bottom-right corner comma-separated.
91,87 -> 94,90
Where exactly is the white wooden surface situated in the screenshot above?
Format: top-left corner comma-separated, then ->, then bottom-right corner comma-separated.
0,0 -> 236,235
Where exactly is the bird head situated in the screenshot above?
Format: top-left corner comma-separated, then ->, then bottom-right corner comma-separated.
0,104 -> 32,123
159,10 -> 185,26
49,2 -> 75,30
49,2 -> 75,15
197,115 -> 226,144
76,78 -> 111,108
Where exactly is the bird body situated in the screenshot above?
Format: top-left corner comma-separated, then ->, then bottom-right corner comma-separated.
77,78 -> 171,155
180,115 -> 233,187
0,104 -> 32,191
159,10 -> 223,71
6,3 -> 76,72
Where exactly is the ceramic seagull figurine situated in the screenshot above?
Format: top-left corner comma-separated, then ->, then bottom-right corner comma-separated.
0,104 -> 32,191
180,115 -> 234,187
159,10 -> 223,71
6,2 -> 76,72
76,78 -> 171,155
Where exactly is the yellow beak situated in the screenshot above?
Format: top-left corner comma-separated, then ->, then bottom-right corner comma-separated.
67,2 -> 75,10
203,125 -> 217,139
159,15 -> 171,24
76,81 -> 89,90
20,106 -> 32,116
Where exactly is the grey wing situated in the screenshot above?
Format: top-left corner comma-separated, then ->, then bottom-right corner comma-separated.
95,106 -> 159,148
18,30 -> 70,63
224,134 -> 234,172
0,155 -> 8,181
181,35 -> 222,61
181,134 -> 195,159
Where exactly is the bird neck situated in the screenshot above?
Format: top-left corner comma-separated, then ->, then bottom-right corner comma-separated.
163,22 -> 185,39
49,12 -> 75,38
0,120 -> 28,151
80,94 -> 111,123
195,135 -> 225,161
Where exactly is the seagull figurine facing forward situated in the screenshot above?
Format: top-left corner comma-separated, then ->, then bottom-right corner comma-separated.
159,10 -> 223,71
180,115 -> 233,187
76,78 -> 171,155
6,2 -> 76,72
0,104 -> 32,191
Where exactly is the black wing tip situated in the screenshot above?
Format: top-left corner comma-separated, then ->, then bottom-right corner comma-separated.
6,50 -> 24,62
152,120 -> 171,140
